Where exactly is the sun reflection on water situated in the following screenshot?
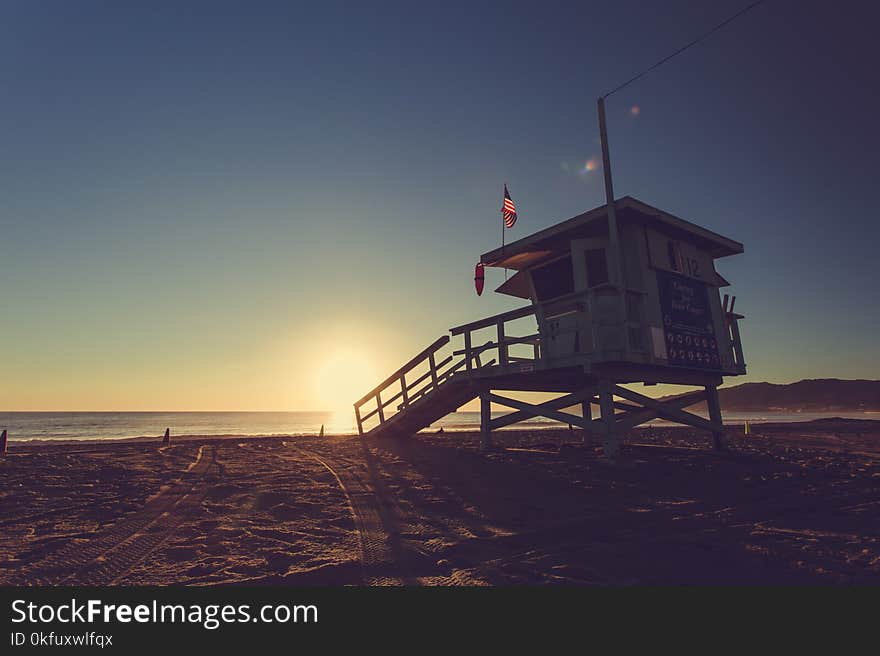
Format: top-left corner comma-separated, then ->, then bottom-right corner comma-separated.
318,409 -> 358,436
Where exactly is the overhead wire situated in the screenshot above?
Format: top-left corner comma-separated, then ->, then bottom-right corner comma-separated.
602,0 -> 765,98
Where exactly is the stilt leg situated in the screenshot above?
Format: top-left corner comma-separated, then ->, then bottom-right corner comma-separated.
705,384 -> 726,451
479,392 -> 492,453
598,382 -> 618,460
581,401 -> 591,445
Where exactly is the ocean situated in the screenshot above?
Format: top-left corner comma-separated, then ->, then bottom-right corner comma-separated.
0,410 -> 876,442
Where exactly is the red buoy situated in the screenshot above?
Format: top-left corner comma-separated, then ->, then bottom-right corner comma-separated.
474,262 -> 485,296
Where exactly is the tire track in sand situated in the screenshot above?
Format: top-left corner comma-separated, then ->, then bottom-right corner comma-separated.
15,445 -> 218,586
288,442 -> 408,585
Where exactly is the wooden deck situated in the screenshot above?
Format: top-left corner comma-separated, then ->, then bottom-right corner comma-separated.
354,304 -> 746,447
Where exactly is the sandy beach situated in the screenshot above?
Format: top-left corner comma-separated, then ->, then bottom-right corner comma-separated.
1,419 -> 878,586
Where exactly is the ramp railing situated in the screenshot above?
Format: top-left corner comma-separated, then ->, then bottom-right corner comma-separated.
354,336 -> 453,435
725,312 -> 746,373
353,305 -> 541,436
449,305 -> 539,372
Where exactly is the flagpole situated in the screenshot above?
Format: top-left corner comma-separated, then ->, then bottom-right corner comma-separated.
502,183 -> 508,280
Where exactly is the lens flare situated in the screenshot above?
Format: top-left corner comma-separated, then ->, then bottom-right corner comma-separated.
581,157 -> 599,173
630,105 -> 641,116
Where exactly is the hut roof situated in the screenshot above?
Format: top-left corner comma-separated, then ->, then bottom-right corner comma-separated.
481,196 -> 744,270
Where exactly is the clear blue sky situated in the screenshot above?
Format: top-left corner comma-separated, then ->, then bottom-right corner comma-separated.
1,0 -> 877,410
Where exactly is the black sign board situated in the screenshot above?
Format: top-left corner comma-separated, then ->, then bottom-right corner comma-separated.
656,269 -> 721,369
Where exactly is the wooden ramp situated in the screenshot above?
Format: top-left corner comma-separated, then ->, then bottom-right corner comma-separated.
354,333 -> 490,440
354,306 -> 540,439
354,305 -> 730,455
364,379 -> 478,439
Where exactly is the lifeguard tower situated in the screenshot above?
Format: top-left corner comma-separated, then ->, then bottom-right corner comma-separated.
353,196 -> 746,458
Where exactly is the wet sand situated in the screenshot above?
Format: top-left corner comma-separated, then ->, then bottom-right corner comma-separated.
1,419 -> 878,585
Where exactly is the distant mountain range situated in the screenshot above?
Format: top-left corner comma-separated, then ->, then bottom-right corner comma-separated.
667,379 -> 880,412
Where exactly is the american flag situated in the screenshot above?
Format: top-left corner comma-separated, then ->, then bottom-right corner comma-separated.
502,184 -> 517,228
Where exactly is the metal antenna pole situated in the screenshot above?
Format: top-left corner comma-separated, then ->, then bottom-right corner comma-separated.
597,96 -> 623,288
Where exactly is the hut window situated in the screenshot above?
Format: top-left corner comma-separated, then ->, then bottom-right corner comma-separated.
585,248 -> 609,287
532,256 -> 574,301
667,241 -> 679,271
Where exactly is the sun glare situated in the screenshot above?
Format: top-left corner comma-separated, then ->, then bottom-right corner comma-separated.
314,350 -> 379,417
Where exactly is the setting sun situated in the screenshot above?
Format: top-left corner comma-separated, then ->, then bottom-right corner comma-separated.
314,350 -> 379,416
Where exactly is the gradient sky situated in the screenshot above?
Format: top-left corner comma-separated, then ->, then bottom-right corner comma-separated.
1,0 -> 878,411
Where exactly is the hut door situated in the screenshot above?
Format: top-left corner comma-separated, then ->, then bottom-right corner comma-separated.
570,238 -> 616,355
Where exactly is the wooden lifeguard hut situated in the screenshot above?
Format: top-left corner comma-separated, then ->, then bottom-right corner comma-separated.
353,196 -> 746,458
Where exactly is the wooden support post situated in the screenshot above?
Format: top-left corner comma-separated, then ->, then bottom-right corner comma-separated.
464,332 -> 473,372
705,384 -> 726,451
400,373 -> 409,407
162,428 -> 170,445
497,321 -> 508,367
598,382 -> 619,460
354,405 -> 363,436
730,319 -> 745,368
479,393 -> 492,452
376,391 -> 385,423
1,429 -> 7,454
428,353 -> 439,389
580,401 -> 591,445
